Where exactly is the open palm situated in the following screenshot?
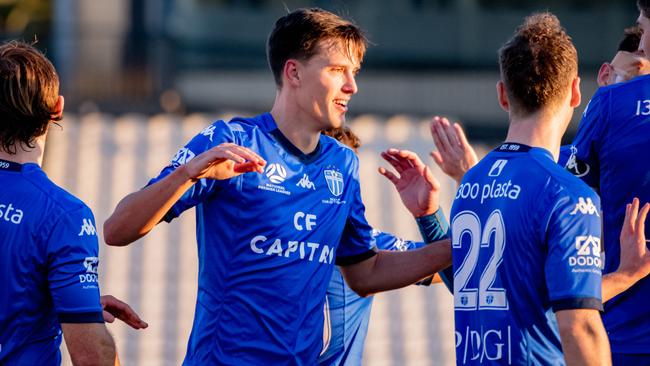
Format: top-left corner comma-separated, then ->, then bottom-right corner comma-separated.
379,149 -> 440,217
186,143 -> 266,180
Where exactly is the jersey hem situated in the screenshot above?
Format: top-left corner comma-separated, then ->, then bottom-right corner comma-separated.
58,311 -> 104,323
335,249 -> 377,266
551,297 -> 603,312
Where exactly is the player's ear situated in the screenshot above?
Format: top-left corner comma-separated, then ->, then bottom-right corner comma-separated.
570,76 -> 581,108
53,95 -> 64,120
496,81 -> 510,112
283,60 -> 301,87
597,62 -> 612,87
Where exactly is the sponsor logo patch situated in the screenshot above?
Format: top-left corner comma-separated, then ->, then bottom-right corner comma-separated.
488,159 -> 508,177
569,235 -> 602,272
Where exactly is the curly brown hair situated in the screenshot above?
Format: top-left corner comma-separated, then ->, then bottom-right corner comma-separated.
267,8 -> 367,88
0,41 -> 61,154
322,126 -> 361,151
498,12 -> 577,117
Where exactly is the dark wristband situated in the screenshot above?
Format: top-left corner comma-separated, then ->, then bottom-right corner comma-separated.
415,208 -> 451,287
416,208 -> 449,244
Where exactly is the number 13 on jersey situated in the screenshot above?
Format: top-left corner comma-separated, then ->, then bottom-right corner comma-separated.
452,210 -> 508,311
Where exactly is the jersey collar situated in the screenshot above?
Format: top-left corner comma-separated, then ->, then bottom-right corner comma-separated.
261,113 -> 322,164
0,159 -> 24,172
494,142 -> 554,161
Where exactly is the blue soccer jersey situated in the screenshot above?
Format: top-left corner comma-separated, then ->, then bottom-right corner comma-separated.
570,75 -> 650,354
0,160 -> 103,365
319,231 -> 425,366
148,113 -> 377,365
450,143 -> 602,365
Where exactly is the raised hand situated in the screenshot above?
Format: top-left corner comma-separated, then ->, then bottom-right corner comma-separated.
378,149 -> 440,217
618,197 -> 650,282
429,116 -> 478,185
100,295 -> 148,330
185,143 -> 266,181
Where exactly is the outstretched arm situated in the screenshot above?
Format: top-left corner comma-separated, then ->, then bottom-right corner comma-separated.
340,239 -> 452,297
341,149 -> 450,296
104,143 -> 265,246
429,116 -> 478,185
603,198 -> 650,302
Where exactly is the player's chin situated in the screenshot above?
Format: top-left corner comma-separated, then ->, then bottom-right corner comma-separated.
328,115 -> 346,129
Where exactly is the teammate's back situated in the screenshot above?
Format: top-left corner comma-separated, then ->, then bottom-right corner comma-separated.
451,143 -> 602,364
0,40 -> 116,366
0,161 -> 103,364
449,12 -> 611,365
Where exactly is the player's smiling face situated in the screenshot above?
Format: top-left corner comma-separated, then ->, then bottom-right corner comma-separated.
295,39 -> 360,130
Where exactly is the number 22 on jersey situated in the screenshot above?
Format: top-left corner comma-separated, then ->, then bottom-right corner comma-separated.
452,210 -> 508,311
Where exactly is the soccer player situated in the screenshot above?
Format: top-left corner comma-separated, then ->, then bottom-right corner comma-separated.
565,1 -> 650,364
104,8 -> 451,364
562,25 -> 650,182
0,41 -> 146,366
451,13 -> 616,365
430,21 -> 650,363
318,127 -> 447,365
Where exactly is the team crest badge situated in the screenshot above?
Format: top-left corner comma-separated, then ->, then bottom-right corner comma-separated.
324,168 -> 344,197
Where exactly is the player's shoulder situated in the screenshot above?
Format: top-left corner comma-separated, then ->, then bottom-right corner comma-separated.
532,154 -> 599,203
319,134 -> 359,168
224,113 -> 278,134
593,73 -> 650,101
320,134 -> 357,156
21,165 -> 90,216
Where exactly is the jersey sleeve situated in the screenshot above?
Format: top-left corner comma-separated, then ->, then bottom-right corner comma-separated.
568,89 -> 609,189
147,120 -> 236,222
335,158 -> 377,266
371,230 -> 425,251
544,188 -> 603,312
46,206 -> 104,323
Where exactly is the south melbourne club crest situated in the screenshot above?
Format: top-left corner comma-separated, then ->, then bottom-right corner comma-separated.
324,168 -> 344,197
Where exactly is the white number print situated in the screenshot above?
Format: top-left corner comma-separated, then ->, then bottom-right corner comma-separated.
452,210 -> 508,311
636,99 -> 650,116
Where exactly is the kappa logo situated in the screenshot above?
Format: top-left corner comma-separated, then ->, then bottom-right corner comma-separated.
265,163 -> 287,184
296,174 -> 316,190
564,146 -> 590,178
83,257 -> 99,274
488,159 -> 508,177
78,219 -> 96,236
200,125 -> 216,141
324,169 -> 344,197
171,147 -> 196,166
571,197 -> 599,216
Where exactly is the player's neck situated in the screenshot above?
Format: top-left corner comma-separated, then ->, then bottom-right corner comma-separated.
270,95 -> 321,154
0,135 -> 46,166
505,110 -> 568,162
